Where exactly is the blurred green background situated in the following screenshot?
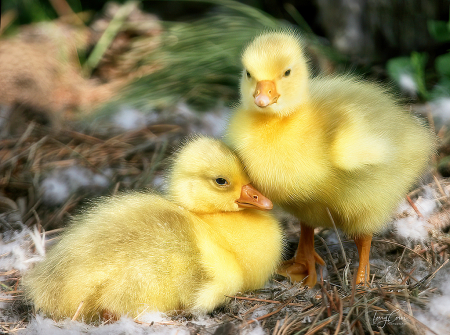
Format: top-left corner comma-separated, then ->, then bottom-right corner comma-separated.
2,0 -> 450,108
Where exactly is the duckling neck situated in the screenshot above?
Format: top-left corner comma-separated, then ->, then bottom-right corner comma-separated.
195,210 -> 282,290
247,100 -> 315,138
195,211 -> 278,256
227,102 -> 330,203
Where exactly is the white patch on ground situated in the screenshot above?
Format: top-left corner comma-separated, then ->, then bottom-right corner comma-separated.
398,73 -> 418,97
40,166 -> 111,205
20,315 -> 191,335
429,97 -> 450,126
170,102 -> 230,137
150,174 -> 165,192
388,186 -> 438,243
113,106 -> 147,131
40,176 -> 71,206
393,216 -> 430,242
242,323 -> 266,335
101,102 -> 230,138
428,294 -> 450,322
92,173 -> 110,189
64,166 -> 92,188
136,312 -> 170,324
0,227 -> 43,272
416,266 -> 450,335
197,107 -> 229,138
324,231 -> 340,246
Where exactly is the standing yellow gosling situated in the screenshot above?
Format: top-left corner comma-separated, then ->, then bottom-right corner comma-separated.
23,137 -> 283,321
226,31 -> 435,287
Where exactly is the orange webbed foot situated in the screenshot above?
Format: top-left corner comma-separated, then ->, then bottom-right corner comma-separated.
277,222 -> 325,287
277,250 -> 324,287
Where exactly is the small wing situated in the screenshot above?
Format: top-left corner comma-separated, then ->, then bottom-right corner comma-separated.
329,115 -> 392,171
310,76 -> 395,171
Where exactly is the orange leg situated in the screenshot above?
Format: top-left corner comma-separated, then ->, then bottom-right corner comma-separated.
353,234 -> 372,285
277,222 -> 325,287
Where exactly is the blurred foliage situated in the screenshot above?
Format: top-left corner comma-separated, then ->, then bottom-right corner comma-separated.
428,10 -> 450,43
387,14 -> 450,101
0,0 -> 339,114
101,1 -> 286,113
99,1 -> 345,113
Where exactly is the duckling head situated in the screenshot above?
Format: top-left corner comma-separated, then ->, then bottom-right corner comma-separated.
168,136 -> 273,214
241,31 -> 309,117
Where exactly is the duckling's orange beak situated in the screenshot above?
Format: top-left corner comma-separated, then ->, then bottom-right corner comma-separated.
254,81 -> 279,108
235,184 -> 273,211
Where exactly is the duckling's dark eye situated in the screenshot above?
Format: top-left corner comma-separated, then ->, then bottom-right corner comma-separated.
246,70 -> 251,79
284,69 -> 291,77
215,178 -> 229,186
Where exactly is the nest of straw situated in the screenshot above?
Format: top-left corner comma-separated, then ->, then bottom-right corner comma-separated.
1,122 -> 450,334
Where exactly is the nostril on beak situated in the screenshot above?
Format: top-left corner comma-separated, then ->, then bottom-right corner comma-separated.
253,195 -> 258,200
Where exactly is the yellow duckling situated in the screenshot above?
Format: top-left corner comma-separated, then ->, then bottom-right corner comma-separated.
226,31 -> 435,287
23,137 -> 283,321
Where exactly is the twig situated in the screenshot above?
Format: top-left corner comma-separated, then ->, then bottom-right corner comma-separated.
49,138 -> 103,174
364,296 -> 375,335
134,320 -> 179,326
242,304 -> 262,320
433,174 -> 447,198
320,270 -> 337,313
349,268 -> 357,306
303,306 -> 326,334
406,195 -> 423,218
64,130 -> 104,144
133,305 -> 150,320
345,320 -> 354,335
0,136 -> 48,169
326,208 -> 348,265
333,296 -> 343,335
280,314 -> 302,335
226,295 -> 309,308
403,288 -> 415,331
316,235 -> 345,291
72,301 -> 84,321
397,247 -> 407,271
417,258 -> 449,289
246,297 -> 295,325
272,314 -> 286,335
14,122 -> 35,150
400,267 -> 417,285
305,314 -> 338,335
